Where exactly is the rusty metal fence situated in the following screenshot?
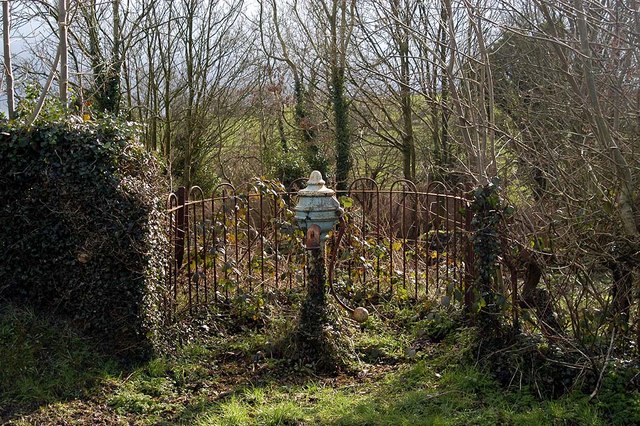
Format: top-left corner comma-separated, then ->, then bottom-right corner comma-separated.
164,178 -> 473,319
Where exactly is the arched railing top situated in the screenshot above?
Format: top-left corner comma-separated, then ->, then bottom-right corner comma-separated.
348,177 -> 380,193
211,182 -> 237,198
166,191 -> 179,210
188,185 -> 205,201
166,177 -> 471,214
389,178 -> 418,193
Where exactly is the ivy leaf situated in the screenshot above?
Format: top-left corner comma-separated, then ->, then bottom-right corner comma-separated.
339,196 -> 354,208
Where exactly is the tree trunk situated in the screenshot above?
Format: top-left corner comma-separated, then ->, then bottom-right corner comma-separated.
332,64 -> 351,191
521,258 -> 561,335
110,0 -> 122,114
3,0 -> 14,119
58,0 -> 68,106
185,0 -> 196,189
330,0 -> 353,191
438,0 -> 450,172
442,0 -> 479,181
610,261 -> 633,328
392,0 -> 415,182
294,77 -> 326,177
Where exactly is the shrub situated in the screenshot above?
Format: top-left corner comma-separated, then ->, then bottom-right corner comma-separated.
269,148 -> 309,189
0,118 -> 167,359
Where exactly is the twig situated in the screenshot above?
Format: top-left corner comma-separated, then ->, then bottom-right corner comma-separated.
28,45 -> 62,126
589,327 -> 616,401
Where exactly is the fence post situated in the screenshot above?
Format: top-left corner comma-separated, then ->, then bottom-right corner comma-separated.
175,187 -> 188,268
464,190 -> 475,318
510,265 -> 519,331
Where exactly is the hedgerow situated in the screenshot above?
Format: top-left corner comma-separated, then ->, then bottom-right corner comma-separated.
0,118 -> 167,359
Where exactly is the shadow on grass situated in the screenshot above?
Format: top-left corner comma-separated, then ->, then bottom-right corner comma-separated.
0,302 -> 126,423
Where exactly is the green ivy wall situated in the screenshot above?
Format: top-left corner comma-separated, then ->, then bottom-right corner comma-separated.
0,119 -> 167,360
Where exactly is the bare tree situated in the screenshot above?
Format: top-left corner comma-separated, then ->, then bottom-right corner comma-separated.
284,0 -> 356,188
130,0 -> 257,188
258,0 -> 327,177
324,0 -> 356,190
351,0 -> 419,181
487,0 -> 639,344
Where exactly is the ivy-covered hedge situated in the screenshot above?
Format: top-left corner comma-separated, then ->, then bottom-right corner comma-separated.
0,119 -> 167,359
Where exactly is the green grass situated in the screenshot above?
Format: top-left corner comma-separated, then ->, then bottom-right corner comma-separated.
0,304 -> 119,413
184,362 -> 608,426
1,301 -> 638,425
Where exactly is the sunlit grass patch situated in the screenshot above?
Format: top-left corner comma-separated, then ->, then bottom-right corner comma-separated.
195,397 -> 252,426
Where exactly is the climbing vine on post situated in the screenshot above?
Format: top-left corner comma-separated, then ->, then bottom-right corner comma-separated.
469,178 -> 514,334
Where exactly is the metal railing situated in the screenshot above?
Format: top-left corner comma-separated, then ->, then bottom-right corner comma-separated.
164,178 -> 473,320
